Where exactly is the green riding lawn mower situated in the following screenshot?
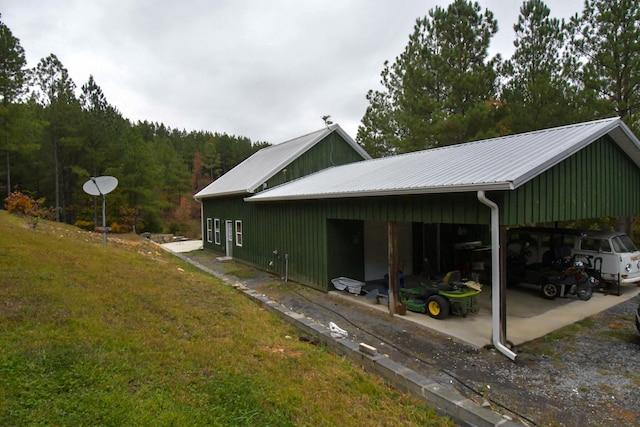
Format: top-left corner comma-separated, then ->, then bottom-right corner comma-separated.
399,271 -> 483,319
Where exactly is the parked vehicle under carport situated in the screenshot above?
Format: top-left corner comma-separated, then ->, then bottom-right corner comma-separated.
539,258 -> 598,301
507,247 -> 597,301
506,227 -> 640,297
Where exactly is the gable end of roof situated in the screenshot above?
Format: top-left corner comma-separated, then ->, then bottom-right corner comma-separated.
194,124 -> 370,200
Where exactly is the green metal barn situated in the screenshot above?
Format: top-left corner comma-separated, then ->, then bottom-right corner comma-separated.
196,117 -> 640,290
194,124 -> 372,287
195,117 -> 640,359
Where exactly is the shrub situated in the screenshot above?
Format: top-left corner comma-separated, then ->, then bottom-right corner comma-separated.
74,220 -> 94,231
110,222 -> 124,233
4,190 -> 47,229
5,191 -> 40,216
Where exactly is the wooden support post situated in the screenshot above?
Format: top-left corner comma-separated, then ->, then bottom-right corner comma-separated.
388,221 -> 398,316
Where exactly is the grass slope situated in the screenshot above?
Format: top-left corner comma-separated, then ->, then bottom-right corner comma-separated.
0,211 -> 453,426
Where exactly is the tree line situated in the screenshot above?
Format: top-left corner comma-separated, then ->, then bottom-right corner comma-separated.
0,16 -> 269,234
2,0 -> 639,236
357,0 -> 640,157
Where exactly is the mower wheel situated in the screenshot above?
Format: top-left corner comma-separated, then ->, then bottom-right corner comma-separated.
426,295 -> 449,319
541,283 -> 559,300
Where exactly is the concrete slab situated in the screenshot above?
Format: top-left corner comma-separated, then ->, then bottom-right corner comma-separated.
330,284 -> 640,348
160,240 -> 203,253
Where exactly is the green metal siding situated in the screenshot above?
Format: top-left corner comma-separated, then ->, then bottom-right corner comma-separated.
502,136 -> 640,224
201,134 -> 640,292
261,133 -> 365,190
200,131 -> 369,290
201,197 -> 245,255
323,193 -> 491,225
232,201 -> 330,291
201,193 -> 492,291
202,197 -> 332,291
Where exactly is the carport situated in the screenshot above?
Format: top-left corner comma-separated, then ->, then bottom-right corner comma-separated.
248,117 -> 640,359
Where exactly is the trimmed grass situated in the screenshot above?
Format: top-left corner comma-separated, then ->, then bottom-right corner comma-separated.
0,211 -> 454,426
223,263 -> 257,279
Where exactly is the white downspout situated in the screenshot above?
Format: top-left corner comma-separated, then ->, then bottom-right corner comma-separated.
477,191 -> 518,361
198,199 -> 204,248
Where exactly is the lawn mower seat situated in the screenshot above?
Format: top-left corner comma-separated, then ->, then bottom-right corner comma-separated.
438,270 -> 462,290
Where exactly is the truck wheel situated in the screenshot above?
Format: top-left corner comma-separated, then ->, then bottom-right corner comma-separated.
426,295 -> 450,319
541,283 -> 559,300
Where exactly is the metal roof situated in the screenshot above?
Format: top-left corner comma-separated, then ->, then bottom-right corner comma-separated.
193,124 -> 371,199
247,117 -> 640,202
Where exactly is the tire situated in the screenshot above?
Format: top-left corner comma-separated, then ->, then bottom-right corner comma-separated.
576,283 -> 593,301
541,283 -> 559,300
426,295 -> 450,319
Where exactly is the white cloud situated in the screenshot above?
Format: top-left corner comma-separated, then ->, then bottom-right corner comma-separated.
2,0 -> 583,143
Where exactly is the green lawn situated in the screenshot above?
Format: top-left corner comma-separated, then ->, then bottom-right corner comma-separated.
0,211 -> 454,426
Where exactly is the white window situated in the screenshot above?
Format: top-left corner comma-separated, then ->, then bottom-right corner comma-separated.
214,218 -> 221,245
206,218 -> 213,243
235,220 -> 243,247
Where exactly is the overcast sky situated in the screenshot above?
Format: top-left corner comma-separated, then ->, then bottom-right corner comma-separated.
2,0 -> 583,144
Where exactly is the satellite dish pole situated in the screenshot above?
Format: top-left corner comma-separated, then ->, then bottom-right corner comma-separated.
82,176 -> 118,246
94,178 -> 107,246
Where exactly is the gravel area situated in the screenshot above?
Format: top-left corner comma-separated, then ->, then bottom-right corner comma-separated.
183,252 -> 640,427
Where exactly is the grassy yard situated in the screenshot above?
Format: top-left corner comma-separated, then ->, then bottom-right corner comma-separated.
0,211 -> 454,426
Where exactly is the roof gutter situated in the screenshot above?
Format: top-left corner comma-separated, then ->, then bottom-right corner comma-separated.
477,190 -> 517,361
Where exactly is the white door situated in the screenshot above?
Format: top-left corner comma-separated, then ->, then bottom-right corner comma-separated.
225,220 -> 233,257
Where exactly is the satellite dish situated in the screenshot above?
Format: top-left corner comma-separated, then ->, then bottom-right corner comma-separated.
82,176 -> 119,246
83,176 -> 118,196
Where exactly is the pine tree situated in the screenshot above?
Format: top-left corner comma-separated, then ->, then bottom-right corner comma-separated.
357,0 -> 500,156
500,0 -> 577,132
568,0 -> 640,124
0,15 -> 33,197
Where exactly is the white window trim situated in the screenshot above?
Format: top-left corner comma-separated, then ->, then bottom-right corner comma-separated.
206,218 -> 213,243
214,218 -> 221,245
235,220 -> 243,247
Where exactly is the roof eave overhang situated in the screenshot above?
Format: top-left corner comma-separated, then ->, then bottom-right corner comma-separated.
195,189 -> 253,200
245,182 -> 514,202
